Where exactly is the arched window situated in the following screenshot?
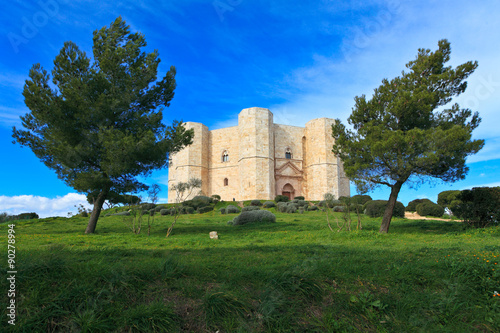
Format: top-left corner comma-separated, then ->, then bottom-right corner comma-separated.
222,150 -> 229,162
224,178 -> 228,186
285,148 -> 292,159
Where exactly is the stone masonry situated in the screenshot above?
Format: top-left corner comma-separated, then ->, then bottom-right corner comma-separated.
167,107 -> 350,202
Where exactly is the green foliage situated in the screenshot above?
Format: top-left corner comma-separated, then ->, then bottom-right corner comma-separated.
242,206 -> 260,212
250,199 -> 263,206
262,201 -> 276,208
275,195 -> 289,203
141,203 -> 156,211
351,195 -> 373,205
364,200 -> 405,218
13,17 -> 194,234
294,196 -> 305,200
286,204 -> 298,214
232,210 -> 276,225
197,206 -> 214,214
406,198 -> 434,212
437,190 -> 461,207
416,202 -> 445,217
333,206 -> 345,212
454,187 -> 500,227
203,291 -> 248,324
225,205 -> 240,214
211,194 -> 221,203
123,302 -> 179,332
307,205 -> 319,211
160,209 -> 169,216
332,39 -> 484,232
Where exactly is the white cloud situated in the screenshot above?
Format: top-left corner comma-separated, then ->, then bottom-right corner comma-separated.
0,193 -> 93,218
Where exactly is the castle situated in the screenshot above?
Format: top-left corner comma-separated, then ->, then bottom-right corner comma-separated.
167,107 -> 350,203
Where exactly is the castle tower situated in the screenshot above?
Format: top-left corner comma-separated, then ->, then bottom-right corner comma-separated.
304,118 -> 350,200
238,107 -> 275,200
167,122 -> 209,202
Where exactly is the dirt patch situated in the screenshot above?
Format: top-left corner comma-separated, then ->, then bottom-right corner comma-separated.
405,211 -> 459,222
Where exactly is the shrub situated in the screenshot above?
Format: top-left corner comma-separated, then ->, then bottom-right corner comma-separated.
141,203 -> 156,211
406,198 -> 434,212
220,207 -> 226,214
16,212 -> 39,220
294,196 -> 305,200
225,205 -> 240,214
307,205 -> 319,211
364,200 -> 405,218
250,200 -> 262,206
242,206 -> 260,212
286,204 -> 297,214
351,195 -> 372,205
262,201 -> 276,208
155,205 -> 167,212
437,190 -> 461,207
211,194 -> 221,203
416,202 -> 444,217
298,207 -> 305,214
197,206 -> 214,214
232,210 -> 276,225
149,209 -> 155,216
454,187 -> 500,227
160,209 -> 169,216
277,202 -> 288,213
186,207 -> 195,214
274,195 -> 289,203
297,200 -> 307,207
333,206 -> 344,212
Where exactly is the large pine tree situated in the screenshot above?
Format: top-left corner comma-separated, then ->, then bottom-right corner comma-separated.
332,39 -> 484,233
13,17 -> 193,233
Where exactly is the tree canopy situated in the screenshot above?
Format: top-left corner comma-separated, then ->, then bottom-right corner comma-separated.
13,17 -> 193,233
332,39 -> 484,233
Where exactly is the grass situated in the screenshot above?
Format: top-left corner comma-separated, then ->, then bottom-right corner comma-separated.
1,208 -> 499,332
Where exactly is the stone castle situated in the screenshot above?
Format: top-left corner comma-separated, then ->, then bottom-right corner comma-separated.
167,107 -> 350,203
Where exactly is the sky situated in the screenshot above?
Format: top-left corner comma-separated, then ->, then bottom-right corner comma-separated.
1,0 -> 499,218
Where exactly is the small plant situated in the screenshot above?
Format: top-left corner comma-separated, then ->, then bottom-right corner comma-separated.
225,205 -> 240,214
203,291 -> 248,324
275,195 -> 289,203
232,210 -> 276,225
416,201 -> 444,217
262,201 -> 276,208
242,206 -> 260,212
250,199 -> 262,206
294,196 -> 305,200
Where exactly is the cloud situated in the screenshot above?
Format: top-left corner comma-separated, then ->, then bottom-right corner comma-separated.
0,193 -> 93,218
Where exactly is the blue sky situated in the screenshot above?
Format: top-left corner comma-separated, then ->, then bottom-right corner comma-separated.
1,0 -> 499,217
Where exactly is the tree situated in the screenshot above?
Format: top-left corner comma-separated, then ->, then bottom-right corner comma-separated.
167,178 -> 202,237
332,39 -> 484,233
12,17 -> 194,234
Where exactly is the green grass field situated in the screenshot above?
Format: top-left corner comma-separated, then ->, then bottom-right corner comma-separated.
1,207 -> 499,332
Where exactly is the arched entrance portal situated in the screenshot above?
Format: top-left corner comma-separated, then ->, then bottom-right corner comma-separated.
282,183 -> 295,200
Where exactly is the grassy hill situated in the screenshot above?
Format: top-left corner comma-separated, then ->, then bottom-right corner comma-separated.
1,208 -> 499,332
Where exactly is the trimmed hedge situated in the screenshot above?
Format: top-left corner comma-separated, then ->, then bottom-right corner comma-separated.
250,200 -> 262,206
406,198 -> 434,212
294,196 -> 305,200
351,195 -> 372,205
364,200 -> 405,218
242,206 -> 260,212
197,206 -> 214,214
225,205 -> 240,214
262,201 -> 276,208
160,209 -> 169,216
211,194 -> 221,203
307,205 -> 319,211
416,202 -> 444,217
220,207 -> 226,214
274,195 -> 289,203
232,210 -> 276,226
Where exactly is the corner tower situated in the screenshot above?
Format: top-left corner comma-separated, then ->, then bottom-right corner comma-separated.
167,122 -> 209,202
238,107 -> 275,200
304,118 -> 350,200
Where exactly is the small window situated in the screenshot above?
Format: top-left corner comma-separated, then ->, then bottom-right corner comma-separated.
224,178 -> 228,186
285,148 -> 292,159
222,150 -> 229,162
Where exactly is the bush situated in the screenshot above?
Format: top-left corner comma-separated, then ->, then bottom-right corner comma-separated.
297,200 -> 307,207
274,195 -> 289,203
186,207 -> 195,214
307,205 -> 319,211
333,206 -> 344,212
364,200 -> 405,218
454,187 -> 500,227
160,209 -> 169,216
232,210 -> 276,225
250,200 -> 262,206
262,201 -> 276,208
437,190 -> 461,207
320,199 -> 341,208
294,196 -> 305,200
211,194 -> 221,203
141,203 -> 156,211
15,212 -> 39,220
406,198 -> 434,212
242,206 -> 260,212
351,195 -> 372,205
155,205 -> 167,212
225,205 -> 240,214
220,207 -> 226,214
286,204 -> 297,214
197,206 -> 214,214
416,202 -> 444,217
298,207 -> 305,214
277,202 -> 288,213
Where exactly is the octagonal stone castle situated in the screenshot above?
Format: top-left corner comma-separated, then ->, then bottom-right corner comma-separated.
167,107 -> 350,203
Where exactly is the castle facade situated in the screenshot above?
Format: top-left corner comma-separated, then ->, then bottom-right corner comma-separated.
167,107 -> 350,202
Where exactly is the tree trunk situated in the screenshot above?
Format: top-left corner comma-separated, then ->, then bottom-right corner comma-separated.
379,181 -> 404,233
85,188 -> 109,234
